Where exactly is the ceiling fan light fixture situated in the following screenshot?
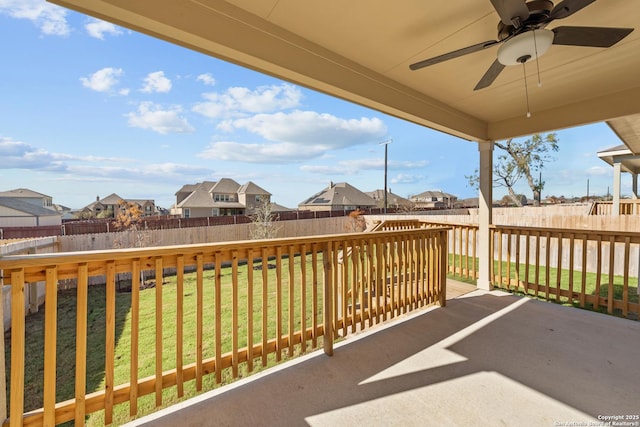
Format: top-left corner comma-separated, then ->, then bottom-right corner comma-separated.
497,29 -> 554,66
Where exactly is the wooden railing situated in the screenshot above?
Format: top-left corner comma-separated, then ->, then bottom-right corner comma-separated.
0,228 -> 448,426
422,221 -> 640,319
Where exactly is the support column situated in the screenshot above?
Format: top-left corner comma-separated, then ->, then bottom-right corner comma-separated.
632,173 -> 638,214
612,159 -> 621,216
478,141 -> 493,291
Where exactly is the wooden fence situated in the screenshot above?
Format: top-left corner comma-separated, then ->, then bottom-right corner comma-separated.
589,200 -> 640,215
0,227 -> 448,426
0,209 -> 394,239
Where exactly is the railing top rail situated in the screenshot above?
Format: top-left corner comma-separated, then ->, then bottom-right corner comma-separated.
491,224 -> 640,240
0,227 -> 451,269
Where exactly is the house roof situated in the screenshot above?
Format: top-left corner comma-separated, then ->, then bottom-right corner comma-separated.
270,202 -> 292,212
0,197 -> 60,217
299,182 -> 376,208
177,187 -> 216,208
210,178 -> 241,194
366,190 -> 413,205
0,188 -> 51,198
238,181 -> 271,195
411,190 -> 457,200
175,184 -> 200,196
99,193 -> 125,205
52,0 -> 640,148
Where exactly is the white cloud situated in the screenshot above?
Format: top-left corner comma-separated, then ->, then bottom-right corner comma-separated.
586,166 -> 609,176
0,136 -> 211,187
141,71 -> 172,93
85,18 -> 122,39
68,162 -> 212,182
80,67 -> 124,93
223,110 -> 387,146
196,73 -> 216,86
0,0 -> 70,36
0,136 -> 126,171
193,84 -> 302,118
199,141 -> 323,163
300,159 -> 427,175
391,173 -> 425,184
0,136 -> 63,169
199,110 -> 387,163
126,102 -> 194,135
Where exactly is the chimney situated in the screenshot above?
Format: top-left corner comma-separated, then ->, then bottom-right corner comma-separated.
96,195 -> 100,202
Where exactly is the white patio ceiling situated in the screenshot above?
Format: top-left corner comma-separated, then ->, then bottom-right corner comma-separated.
49,0 -> 640,145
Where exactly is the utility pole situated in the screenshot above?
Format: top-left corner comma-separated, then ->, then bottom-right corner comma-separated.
379,139 -> 393,214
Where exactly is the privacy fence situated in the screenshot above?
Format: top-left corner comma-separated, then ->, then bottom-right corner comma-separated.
0,209 -> 394,240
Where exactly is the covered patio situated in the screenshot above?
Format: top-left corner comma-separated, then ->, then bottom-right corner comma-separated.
2,0 -> 639,425
128,287 -> 640,427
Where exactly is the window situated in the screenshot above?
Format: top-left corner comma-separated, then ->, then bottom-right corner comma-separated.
255,195 -> 261,202
184,208 -> 190,218
214,194 -> 231,202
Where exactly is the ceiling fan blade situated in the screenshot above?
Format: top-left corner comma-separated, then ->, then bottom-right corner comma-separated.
410,40 -> 500,70
549,0 -> 596,20
474,59 -> 506,90
552,26 -> 634,47
490,0 -> 530,26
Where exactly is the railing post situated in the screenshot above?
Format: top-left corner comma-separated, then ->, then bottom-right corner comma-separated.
0,283 -> 6,422
440,229 -> 447,307
322,242 -> 334,356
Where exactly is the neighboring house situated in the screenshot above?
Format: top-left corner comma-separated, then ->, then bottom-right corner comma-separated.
0,197 -> 62,227
174,179 -> 272,218
0,188 -> 55,211
53,204 -> 75,220
365,189 -> 414,210
409,190 -> 457,209
77,193 -> 156,218
454,197 -> 479,209
298,182 -> 377,212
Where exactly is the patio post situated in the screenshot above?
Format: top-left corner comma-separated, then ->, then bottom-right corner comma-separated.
478,141 -> 494,290
633,173 -> 638,214
612,159 -> 621,216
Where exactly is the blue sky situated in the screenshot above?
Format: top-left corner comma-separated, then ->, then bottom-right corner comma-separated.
0,1 -> 630,210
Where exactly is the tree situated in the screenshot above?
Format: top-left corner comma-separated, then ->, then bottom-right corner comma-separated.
112,200 -> 151,289
113,200 -> 148,247
249,199 -> 281,240
466,133 -> 558,206
345,209 -> 366,232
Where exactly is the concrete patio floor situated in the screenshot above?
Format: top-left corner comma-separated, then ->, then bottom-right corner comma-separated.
126,281 -> 640,427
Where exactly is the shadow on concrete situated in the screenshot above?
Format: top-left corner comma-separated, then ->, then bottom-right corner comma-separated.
127,290 -> 640,426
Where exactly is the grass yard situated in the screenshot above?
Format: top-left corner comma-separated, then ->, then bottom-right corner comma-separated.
448,254 -> 639,316
7,255 -> 325,426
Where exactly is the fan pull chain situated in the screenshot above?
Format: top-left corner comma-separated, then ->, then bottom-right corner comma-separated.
533,30 -> 542,87
522,61 -> 531,118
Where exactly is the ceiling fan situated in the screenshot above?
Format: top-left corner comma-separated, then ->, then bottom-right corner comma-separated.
409,0 -> 634,91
